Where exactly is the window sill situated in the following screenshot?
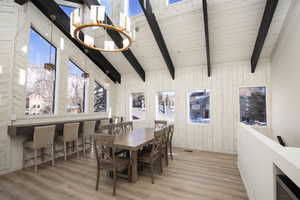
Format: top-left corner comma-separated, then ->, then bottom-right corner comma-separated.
187,122 -> 211,127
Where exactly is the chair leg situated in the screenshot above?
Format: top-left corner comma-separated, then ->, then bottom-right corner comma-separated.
34,149 -> 38,173
64,142 -> 67,161
165,148 -> 169,166
96,167 -> 100,191
51,144 -> 55,166
113,168 -> 117,196
170,143 -> 173,160
150,161 -> 154,184
76,140 -> 79,159
159,154 -> 163,175
83,137 -> 86,157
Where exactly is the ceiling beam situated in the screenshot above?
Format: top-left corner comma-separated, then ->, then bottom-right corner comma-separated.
138,0 -> 175,80
83,0 -> 146,82
202,0 -> 211,77
251,0 -> 279,73
15,0 -> 121,83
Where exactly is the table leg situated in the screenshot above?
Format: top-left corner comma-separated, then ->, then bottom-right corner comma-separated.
131,150 -> 138,183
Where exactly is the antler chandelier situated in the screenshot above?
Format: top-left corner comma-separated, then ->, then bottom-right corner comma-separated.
70,5 -> 134,52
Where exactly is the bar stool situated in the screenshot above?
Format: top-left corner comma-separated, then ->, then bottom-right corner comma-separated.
56,122 -> 80,160
23,125 -> 56,173
81,121 -> 96,156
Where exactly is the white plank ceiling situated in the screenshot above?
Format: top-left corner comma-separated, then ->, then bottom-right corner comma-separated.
95,0 -> 291,77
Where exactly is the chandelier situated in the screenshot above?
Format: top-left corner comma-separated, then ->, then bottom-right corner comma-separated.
70,4 -> 134,52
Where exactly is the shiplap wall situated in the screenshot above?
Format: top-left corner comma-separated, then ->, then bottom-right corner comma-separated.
0,1 -> 116,174
115,60 -> 272,154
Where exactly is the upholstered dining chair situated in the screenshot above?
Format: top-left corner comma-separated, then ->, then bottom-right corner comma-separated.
56,122 -> 80,160
138,129 -> 164,184
112,123 -> 125,135
81,121 -> 96,156
155,120 -> 167,129
23,125 -> 56,172
94,134 -> 131,196
123,121 -> 133,133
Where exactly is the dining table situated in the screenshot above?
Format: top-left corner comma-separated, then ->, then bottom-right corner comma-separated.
113,128 -> 156,183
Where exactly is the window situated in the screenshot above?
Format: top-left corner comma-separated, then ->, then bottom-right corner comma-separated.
168,0 -> 183,5
59,5 -> 78,17
94,81 -> 107,112
240,87 -> 267,126
67,60 -> 87,113
130,92 -> 145,121
98,0 -> 112,17
188,90 -> 210,123
25,28 -> 56,115
128,0 -> 143,16
157,91 -> 175,121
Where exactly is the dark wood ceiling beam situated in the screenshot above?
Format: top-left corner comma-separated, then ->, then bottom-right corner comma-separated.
15,0 -> 121,83
83,0 -> 146,82
202,0 -> 211,77
138,0 -> 175,80
251,0 -> 279,73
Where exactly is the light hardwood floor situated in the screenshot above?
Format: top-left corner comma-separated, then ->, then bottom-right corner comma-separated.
0,148 -> 248,200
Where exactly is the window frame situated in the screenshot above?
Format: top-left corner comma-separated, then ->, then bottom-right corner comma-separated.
156,91 -> 175,122
167,0 -> 185,6
129,92 -> 146,121
25,26 -> 58,116
94,81 -> 108,113
239,86 -> 268,127
187,89 -> 211,125
67,59 -> 87,114
56,0 -> 83,20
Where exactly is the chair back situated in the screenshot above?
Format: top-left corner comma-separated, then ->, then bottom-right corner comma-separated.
94,134 -> 116,167
63,123 -> 80,142
168,124 -> 174,143
113,123 -> 125,135
123,121 -> 133,133
162,126 -> 169,145
33,125 -> 56,149
100,119 -> 110,126
83,121 -> 96,138
155,120 -> 167,129
98,124 -> 113,135
152,129 -> 164,156
111,116 -> 123,124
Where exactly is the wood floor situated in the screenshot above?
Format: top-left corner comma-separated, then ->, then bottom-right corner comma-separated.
0,148 -> 248,200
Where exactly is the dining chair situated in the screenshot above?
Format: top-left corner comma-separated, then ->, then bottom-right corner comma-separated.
123,121 -> 133,133
112,123 -> 125,135
94,134 -> 131,196
155,120 -> 167,129
100,119 -> 111,126
168,124 -> 174,160
98,124 -> 114,135
161,126 -> 170,166
81,121 -> 96,156
23,125 -> 56,172
56,122 -> 80,160
138,129 -> 164,184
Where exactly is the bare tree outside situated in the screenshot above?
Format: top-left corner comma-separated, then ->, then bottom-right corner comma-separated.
157,91 -> 175,121
94,81 -> 107,112
67,61 -> 85,113
131,92 -> 145,120
25,28 -> 56,115
240,87 -> 266,126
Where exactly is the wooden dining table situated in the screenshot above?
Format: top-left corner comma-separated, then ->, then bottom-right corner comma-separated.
113,128 -> 156,183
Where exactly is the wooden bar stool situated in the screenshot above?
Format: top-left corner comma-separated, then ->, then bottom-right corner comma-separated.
56,122 -> 80,160
23,125 -> 56,173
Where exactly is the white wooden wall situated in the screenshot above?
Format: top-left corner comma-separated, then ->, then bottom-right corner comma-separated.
115,60 -> 272,154
0,1 -> 117,174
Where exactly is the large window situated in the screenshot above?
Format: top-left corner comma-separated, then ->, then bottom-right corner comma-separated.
130,92 -> 145,121
168,0 -> 183,5
240,87 -> 267,126
157,91 -> 175,121
67,60 -> 87,113
25,28 -> 56,115
128,0 -> 143,16
94,81 -> 107,112
188,90 -> 210,123
59,5 -> 78,17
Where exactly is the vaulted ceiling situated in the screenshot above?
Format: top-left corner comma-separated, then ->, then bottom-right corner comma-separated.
95,0 -> 291,78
